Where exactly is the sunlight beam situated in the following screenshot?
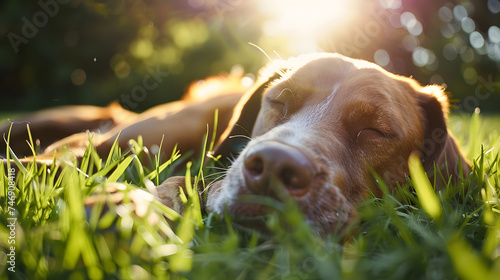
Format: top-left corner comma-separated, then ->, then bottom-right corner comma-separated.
257,0 -> 357,53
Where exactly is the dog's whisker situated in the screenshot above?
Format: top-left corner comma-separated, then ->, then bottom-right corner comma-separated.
206,166 -> 229,171
248,43 -> 292,79
249,42 -> 274,64
210,174 -> 226,183
202,174 -> 227,194
203,173 -> 224,179
229,134 -> 253,141
203,171 -> 227,179
233,123 -> 252,138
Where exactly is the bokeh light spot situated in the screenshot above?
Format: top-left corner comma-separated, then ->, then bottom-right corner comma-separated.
460,17 -> 475,33
389,13 -> 403,28
488,0 -> 500,13
463,67 -> 478,84
487,43 -> 500,61
443,44 -> 458,61
408,20 -> 423,36
400,12 -> 415,27
430,74 -> 445,86
114,61 -> 130,79
402,35 -> 419,52
130,39 -> 154,59
374,49 -> 390,67
460,46 -> 475,62
139,24 -> 160,41
400,12 -> 423,36
71,69 -> 86,86
157,45 -> 180,67
440,23 -> 455,38
494,44 -> 500,61
488,26 -> 500,43
412,47 -> 436,68
379,0 -> 402,9
110,54 -> 131,79
168,19 -> 209,49
242,76 -> 255,88
438,6 -> 453,22
469,31 -> 485,49
412,47 -> 429,67
453,5 -> 468,21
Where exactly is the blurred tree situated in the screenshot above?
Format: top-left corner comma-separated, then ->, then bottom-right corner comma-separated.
317,0 -> 500,113
0,0 -> 266,112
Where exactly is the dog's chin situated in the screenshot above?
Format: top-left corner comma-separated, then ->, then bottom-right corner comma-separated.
226,202 -> 274,235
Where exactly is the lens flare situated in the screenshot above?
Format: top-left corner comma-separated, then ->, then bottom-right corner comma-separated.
257,0 -> 356,53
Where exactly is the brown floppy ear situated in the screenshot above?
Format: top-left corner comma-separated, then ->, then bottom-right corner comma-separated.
213,71 -> 282,164
417,86 -> 470,186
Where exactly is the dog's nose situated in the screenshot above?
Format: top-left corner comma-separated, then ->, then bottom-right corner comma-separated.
243,141 -> 315,197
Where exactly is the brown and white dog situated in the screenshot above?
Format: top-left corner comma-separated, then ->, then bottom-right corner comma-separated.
2,53 -> 470,236
160,53 -> 470,236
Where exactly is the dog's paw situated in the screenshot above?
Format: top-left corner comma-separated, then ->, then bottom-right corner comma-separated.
156,176 -> 189,213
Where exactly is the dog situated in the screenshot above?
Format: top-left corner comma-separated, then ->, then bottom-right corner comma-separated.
158,53 -> 470,236
2,53 -> 470,236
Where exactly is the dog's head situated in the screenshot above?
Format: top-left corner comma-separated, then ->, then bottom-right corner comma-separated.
208,53 -> 470,236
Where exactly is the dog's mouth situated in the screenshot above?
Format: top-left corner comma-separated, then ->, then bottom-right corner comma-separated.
229,212 -> 272,235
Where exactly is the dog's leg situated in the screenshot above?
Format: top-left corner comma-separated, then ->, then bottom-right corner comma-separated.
0,102 -> 136,158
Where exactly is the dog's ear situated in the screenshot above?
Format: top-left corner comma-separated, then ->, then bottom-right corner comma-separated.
213,71 -> 282,164
417,85 -> 470,185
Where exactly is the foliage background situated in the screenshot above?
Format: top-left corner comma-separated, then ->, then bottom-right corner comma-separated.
0,0 -> 499,112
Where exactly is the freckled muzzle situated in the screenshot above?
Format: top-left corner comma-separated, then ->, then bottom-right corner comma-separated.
206,138 -> 355,236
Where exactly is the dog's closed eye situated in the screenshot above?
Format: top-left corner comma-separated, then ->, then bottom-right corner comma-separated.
266,96 -> 287,107
356,128 -> 397,143
265,96 -> 289,119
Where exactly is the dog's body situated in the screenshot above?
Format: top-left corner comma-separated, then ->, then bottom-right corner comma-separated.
2,53 -> 470,236
1,74 -> 247,162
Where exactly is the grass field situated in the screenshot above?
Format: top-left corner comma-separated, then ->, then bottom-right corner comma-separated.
1,111 -> 499,280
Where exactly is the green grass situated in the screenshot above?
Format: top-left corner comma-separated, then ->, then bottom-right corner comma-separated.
1,111 -> 499,280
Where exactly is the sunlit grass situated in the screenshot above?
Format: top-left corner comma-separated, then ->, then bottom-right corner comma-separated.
1,111 -> 499,279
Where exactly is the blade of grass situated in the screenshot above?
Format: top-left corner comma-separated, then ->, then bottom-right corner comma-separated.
154,135 -> 165,186
408,153 -> 442,220
447,235 -> 494,280
107,156 -> 134,182
105,132 -> 122,168
467,108 -> 481,159
79,134 -> 95,177
147,147 -> 181,181
185,162 -> 203,227
370,171 -> 416,247
208,109 -> 219,152
62,165 -> 102,279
